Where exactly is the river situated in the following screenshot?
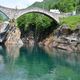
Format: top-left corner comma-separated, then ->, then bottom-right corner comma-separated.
0,45 -> 80,80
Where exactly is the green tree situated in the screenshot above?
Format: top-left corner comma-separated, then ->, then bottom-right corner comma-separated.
54,0 -> 76,12
76,0 -> 80,13
17,13 -> 54,41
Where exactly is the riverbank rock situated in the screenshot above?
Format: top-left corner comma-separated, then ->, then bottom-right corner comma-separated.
22,38 -> 35,47
39,34 -> 80,52
5,26 -> 23,46
21,31 -> 35,47
39,36 -> 54,47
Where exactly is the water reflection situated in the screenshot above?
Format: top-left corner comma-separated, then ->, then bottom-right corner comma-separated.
6,45 -> 20,62
0,45 -> 80,80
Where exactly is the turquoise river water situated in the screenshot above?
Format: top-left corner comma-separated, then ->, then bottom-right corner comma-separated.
0,45 -> 80,80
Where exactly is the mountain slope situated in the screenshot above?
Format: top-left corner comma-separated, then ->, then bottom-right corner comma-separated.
29,0 -> 59,10
29,0 -> 77,12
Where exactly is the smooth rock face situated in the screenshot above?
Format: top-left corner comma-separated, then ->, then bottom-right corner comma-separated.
5,27 -> 23,46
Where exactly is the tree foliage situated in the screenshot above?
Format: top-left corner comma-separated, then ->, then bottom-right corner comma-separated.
54,0 -> 76,12
29,0 -> 58,10
17,13 -> 58,41
30,0 -> 78,13
76,0 -> 80,13
17,13 -> 53,32
60,15 -> 80,30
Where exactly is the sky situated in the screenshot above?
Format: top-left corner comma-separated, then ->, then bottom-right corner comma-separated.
0,0 -> 43,9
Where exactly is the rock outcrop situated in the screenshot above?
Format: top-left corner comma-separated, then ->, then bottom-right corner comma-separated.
5,26 -> 23,46
39,35 -> 80,52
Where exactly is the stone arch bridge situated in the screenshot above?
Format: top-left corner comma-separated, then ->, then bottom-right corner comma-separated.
0,6 -> 62,23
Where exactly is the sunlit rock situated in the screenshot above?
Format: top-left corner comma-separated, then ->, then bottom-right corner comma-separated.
5,27 -> 23,46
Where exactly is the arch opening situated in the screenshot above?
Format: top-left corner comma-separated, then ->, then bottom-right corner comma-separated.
17,11 -> 59,24
0,10 -> 9,21
17,12 -> 59,43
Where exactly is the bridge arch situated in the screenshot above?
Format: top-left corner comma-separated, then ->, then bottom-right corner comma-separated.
0,10 -> 9,20
0,6 -> 18,19
0,6 -> 60,24
16,7 -> 60,24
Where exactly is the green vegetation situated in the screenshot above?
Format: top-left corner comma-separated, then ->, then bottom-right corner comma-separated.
76,0 -> 80,14
54,0 -> 76,12
30,0 -> 79,13
60,15 -> 80,30
30,0 -> 58,10
17,13 -> 53,31
0,15 -> 4,22
17,13 -> 58,41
